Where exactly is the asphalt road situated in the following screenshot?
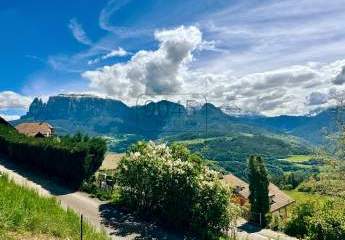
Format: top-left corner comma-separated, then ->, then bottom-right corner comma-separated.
0,157 -> 296,240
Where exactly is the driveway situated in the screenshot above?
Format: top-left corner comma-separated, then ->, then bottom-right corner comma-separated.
235,220 -> 298,240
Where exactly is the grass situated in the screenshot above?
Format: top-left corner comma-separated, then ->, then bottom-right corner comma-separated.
0,173 -> 109,240
284,190 -> 332,203
285,155 -> 312,163
99,153 -> 124,170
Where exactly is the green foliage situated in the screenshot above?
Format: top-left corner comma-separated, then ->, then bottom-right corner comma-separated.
0,124 -> 106,187
172,134 -> 312,180
80,174 -> 118,201
285,200 -> 345,240
115,141 -> 238,239
248,156 -> 270,227
273,170 -> 311,190
285,201 -> 315,238
298,162 -> 345,198
0,173 -> 108,240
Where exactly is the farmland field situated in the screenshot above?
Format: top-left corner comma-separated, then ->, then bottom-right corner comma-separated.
284,155 -> 313,163
284,190 -> 334,203
99,153 -> 124,170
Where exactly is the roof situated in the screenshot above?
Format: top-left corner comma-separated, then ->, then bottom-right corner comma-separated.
15,122 -> 54,137
223,174 -> 295,213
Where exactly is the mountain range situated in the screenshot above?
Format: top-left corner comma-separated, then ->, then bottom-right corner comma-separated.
16,94 -> 336,145
12,93 -> 338,178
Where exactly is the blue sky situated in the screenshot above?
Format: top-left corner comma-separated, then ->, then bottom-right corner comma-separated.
1,0 -> 345,119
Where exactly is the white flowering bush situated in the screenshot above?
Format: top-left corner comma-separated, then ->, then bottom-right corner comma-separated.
115,141 -> 237,239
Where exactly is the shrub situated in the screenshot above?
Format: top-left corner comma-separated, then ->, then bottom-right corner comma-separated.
285,200 -> 345,240
285,201 -> 316,238
115,141 -> 238,239
0,125 -> 106,187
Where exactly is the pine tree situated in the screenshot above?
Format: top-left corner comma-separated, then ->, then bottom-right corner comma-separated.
248,156 -> 270,226
248,155 -> 258,213
256,156 -> 270,226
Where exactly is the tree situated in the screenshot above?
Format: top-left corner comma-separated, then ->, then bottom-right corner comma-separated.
116,141 -> 238,239
248,155 -> 270,226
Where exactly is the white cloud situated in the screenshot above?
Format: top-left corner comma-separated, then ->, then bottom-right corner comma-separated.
82,26 -> 202,102
307,92 -> 329,106
333,66 -> 345,85
0,91 -> 32,109
81,24 -> 345,116
197,0 -> 345,75
68,18 -> 92,45
203,60 -> 345,116
88,47 -> 129,65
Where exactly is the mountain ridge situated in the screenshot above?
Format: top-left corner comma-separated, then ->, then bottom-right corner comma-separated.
15,94 -> 336,144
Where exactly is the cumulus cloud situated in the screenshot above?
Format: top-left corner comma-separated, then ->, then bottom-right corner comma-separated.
247,66 -> 318,91
0,91 -> 32,109
307,91 -> 329,105
68,18 -> 92,45
82,26 -> 202,102
333,66 -> 345,85
203,61 -> 345,116
81,24 -> 345,116
88,47 -> 129,65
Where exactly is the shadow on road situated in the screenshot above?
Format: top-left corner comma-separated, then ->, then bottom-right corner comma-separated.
0,156 -> 75,196
237,221 -> 263,233
99,203 -> 186,240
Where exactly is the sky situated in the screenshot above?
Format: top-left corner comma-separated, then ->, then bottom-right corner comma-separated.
1,0 -> 345,120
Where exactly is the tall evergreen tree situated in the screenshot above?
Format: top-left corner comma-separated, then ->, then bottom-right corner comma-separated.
248,155 -> 258,212
248,155 -> 270,226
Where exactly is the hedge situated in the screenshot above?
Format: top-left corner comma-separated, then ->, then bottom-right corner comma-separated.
0,124 -> 106,187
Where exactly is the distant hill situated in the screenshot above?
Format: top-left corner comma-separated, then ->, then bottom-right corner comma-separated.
237,108 -> 338,144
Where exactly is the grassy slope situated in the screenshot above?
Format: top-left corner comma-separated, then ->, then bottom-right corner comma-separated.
284,155 -> 313,163
284,190 -> 335,204
99,153 -> 124,170
0,174 -> 108,240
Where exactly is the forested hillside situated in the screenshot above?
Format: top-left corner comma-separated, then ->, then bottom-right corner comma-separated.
165,132 -> 312,179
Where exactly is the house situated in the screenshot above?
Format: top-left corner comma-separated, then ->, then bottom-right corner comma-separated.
15,122 -> 54,138
223,174 -> 295,217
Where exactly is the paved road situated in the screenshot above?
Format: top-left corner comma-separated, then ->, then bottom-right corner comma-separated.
235,220 -> 298,240
0,157 -> 296,240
